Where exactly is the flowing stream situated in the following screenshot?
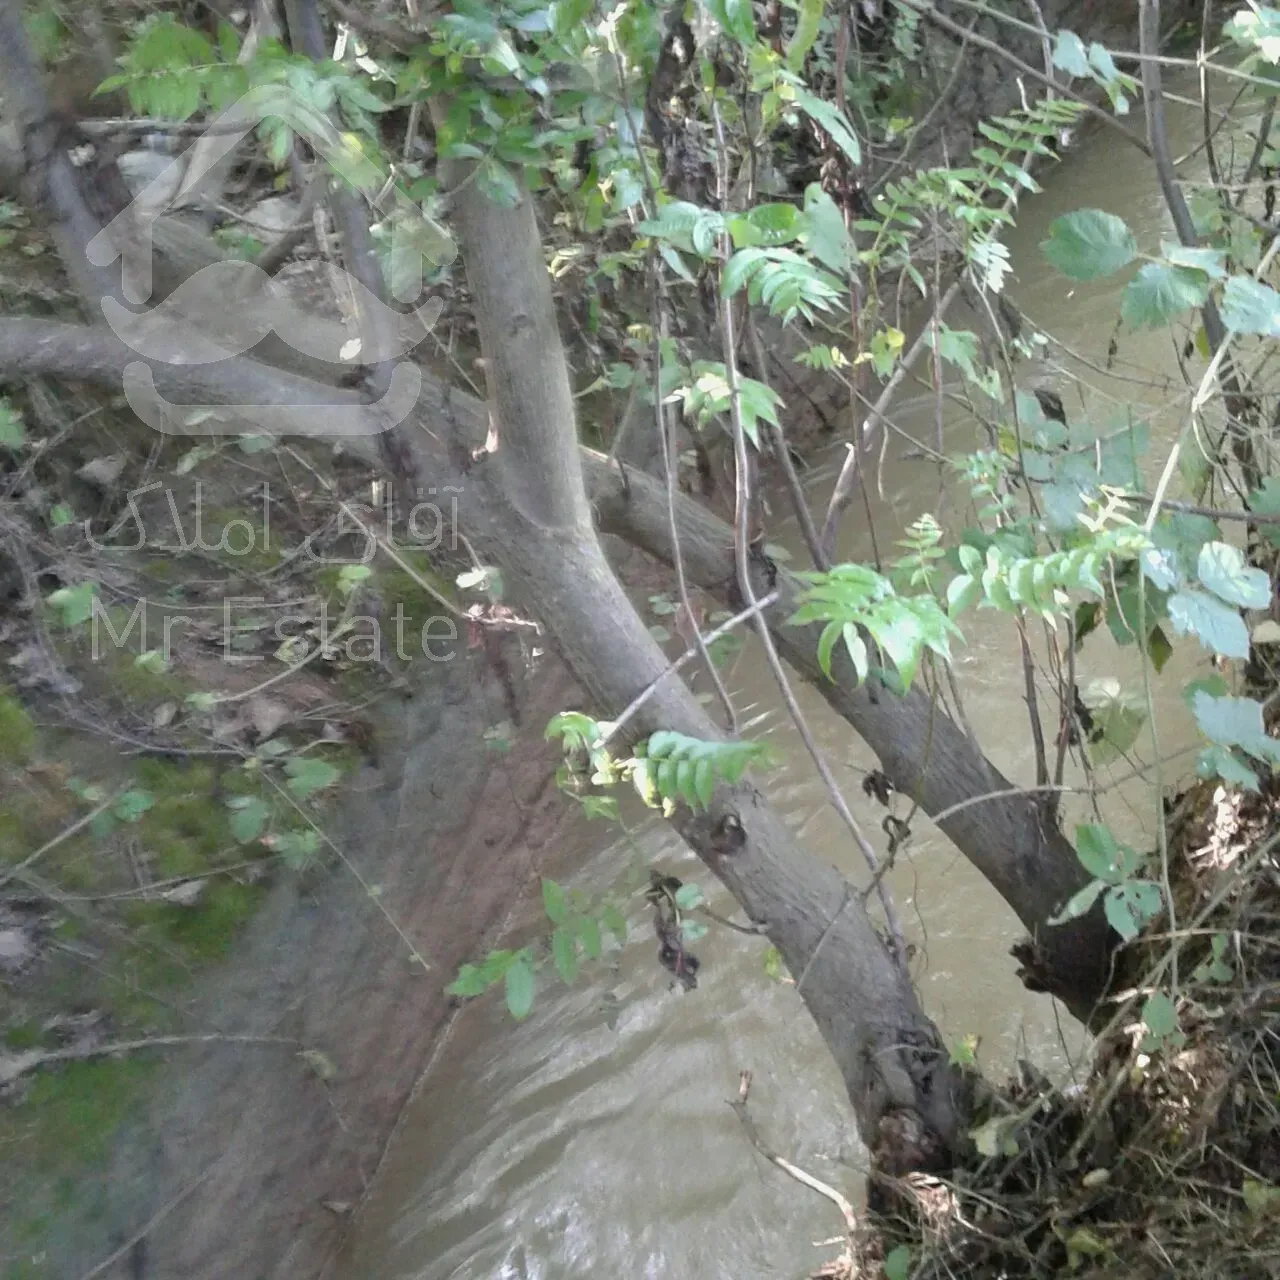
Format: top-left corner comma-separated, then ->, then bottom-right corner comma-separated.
335,83 -> 1234,1279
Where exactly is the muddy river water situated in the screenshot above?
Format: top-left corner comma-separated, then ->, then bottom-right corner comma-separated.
335,83 -> 1230,1279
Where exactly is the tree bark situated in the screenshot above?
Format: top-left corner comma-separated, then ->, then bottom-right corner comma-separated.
442,172 -> 961,1162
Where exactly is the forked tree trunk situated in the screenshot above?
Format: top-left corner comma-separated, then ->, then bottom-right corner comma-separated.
444,171 -> 962,1164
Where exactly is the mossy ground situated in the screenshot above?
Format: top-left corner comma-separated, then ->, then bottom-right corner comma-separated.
0,408 -> 442,1268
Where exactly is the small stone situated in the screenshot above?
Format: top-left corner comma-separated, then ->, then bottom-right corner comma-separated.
0,928 -> 33,967
76,456 -> 125,489
163,880 -> 206,907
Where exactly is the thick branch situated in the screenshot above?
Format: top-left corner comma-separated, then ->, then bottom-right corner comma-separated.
588,455 -> 1113,1020
0,0 -> 128,308
448,173 -> 960,1156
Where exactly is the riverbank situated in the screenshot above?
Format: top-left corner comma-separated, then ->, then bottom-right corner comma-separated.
0,3 -> 1200,1276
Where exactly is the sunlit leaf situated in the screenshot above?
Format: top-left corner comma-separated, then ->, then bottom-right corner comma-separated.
1196,743 -> 1261,791
1048,878 -> 1106,926
1104,879 -> 1162,940
1051,30 -> 1089,77
1121,262 -> 1209,328
1197,540 -> 1272,609
1192,691 -> 1280,761
1221,275 -> 1280,335
1167,589 -> 1250,659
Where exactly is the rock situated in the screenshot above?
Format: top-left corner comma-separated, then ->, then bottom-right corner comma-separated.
0,927 -> 33,968
162,880 -> 207,907
76,455 -> 125,489
243,196 -> 303,235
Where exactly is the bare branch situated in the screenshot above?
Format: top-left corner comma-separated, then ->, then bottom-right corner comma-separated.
729,1070 -> 858,1238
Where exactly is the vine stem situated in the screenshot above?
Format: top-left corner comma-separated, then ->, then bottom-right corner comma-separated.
710,102 -> 906,964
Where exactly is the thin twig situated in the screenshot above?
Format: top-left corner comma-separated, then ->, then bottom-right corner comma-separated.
895,0 -> 1153,156
1018,619 -> 1050,789
729,1070 -> 858,1237
595,592 -> 779,749
0,787 -> 127,893
820,278 -> 963,559
76,1162 -> 221,1280
746,319 -> 826,568
711,102 -> 904,960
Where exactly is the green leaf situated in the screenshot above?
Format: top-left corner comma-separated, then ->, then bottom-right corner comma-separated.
551,925 -> 578,984
542,877 -> 568,924
47,582 -> 97,627
113,789 -> 154,822
1121,262 -> 1209,328
1048,878 -> 1106,926
799,184 -> 849,275
284,756 -> 342,799
0,399 -> 25,449
1160,242 -> 1227,278
1079,678 -> 1146,763
1197,743 -> 1261,791
1242,1179 -> 1280,1218
1197,541 -> 1272,609
680,918 -> 708,943
947,573 -> 982,617
228,796 -> 271,844
576,914 -> 602,959
883,1244 -> 912,1280
1167,589 -> 1250,659
1192,691 -> 1280,761
601,903 -> 628,944
793,88 -> 861,167
1140,547 -> 1180,592
1141,990 -> 1178,1039
704,0 -> 755,43
1051,30 -> 1090,77
504,954 -> 536,1020
785,0 -> 824,69
674,882 -> 704,911
476,159 -> 521,209
1104,879 -> 1163,940
1040,210 -> 1136,280
446,963 -> 491,997
1248,477 -> 1280,549
1148,624 -> 1174,672
927,325 -> 981,381
1073,824 -> 1129,885
641,732 -> 768,809
1221,275 -> 1280,335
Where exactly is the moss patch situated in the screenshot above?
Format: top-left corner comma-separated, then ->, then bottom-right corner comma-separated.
4,1058 -> 154,1172
0,686 -> 35,764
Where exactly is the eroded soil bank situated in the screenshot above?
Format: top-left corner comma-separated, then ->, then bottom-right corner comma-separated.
4,644 -> 591,1279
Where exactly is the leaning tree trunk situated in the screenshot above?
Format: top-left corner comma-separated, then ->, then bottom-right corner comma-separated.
442,168 -> 961,1166
585,457 -> 1114,1019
